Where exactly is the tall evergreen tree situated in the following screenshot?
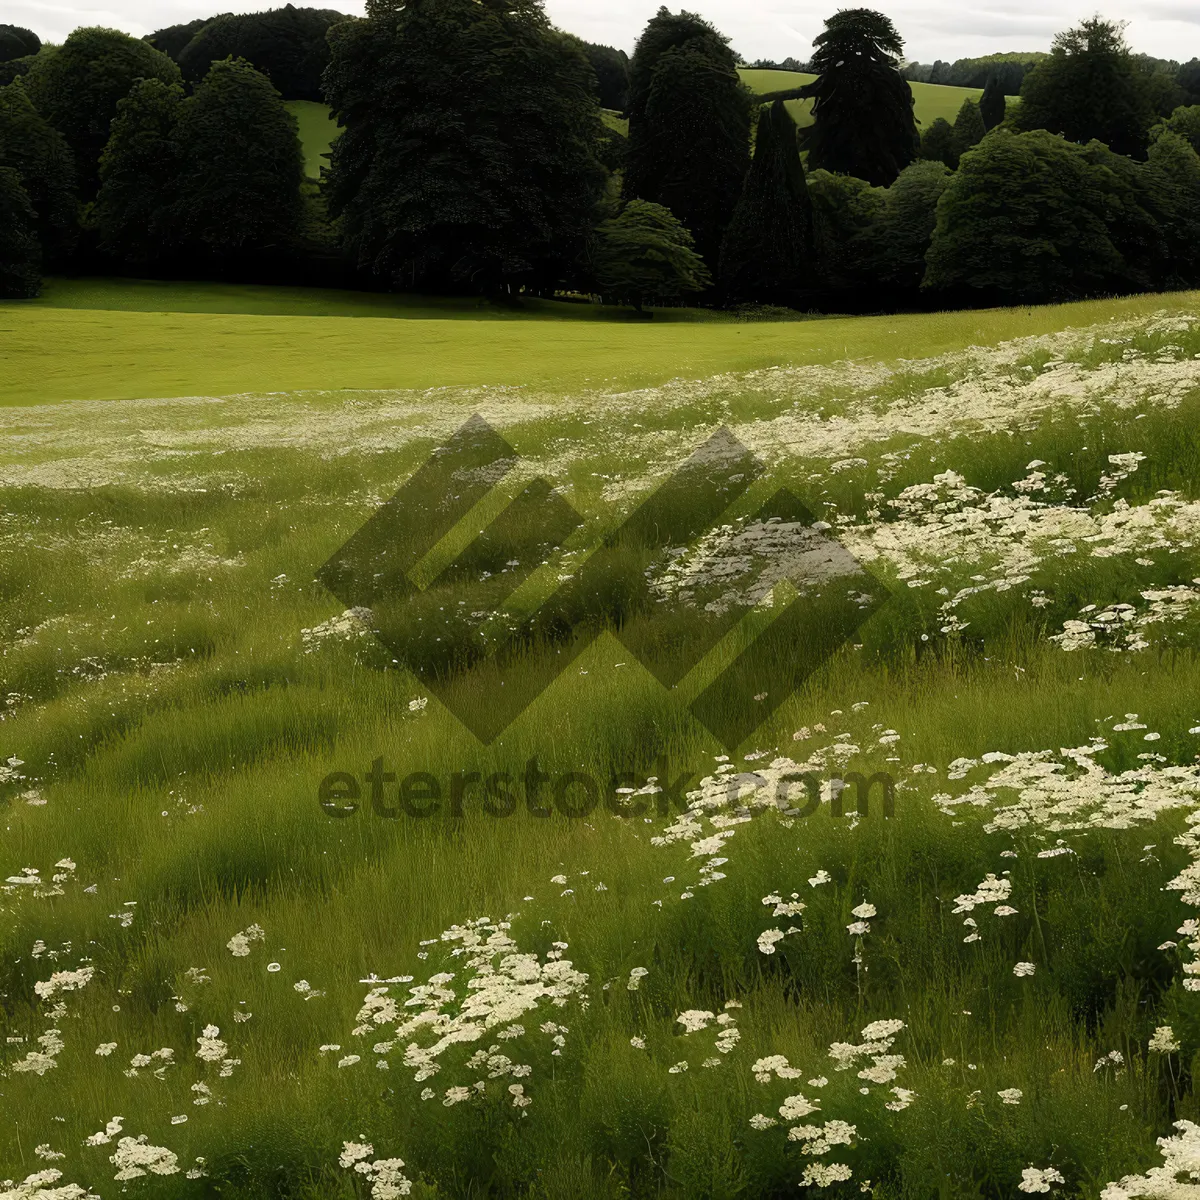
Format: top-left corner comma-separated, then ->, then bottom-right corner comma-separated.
979,73 -> 1006,130
800,9 -> 918,186
172,59 -> 303,261
628,38 -> 750,268
0,25 -> 39,62
1013,17 -> 1156,157
952,98 -> 986,164
0,165 -> 40,297
0,80 -> 77,266
324,0 -> 605,294
624,8 -> 745,221
719,101 -> 813,304
95,78 -> 183,266
24,27 -> 180,196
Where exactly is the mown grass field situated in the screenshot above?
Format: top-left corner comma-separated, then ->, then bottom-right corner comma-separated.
3,285 -> 1200,1199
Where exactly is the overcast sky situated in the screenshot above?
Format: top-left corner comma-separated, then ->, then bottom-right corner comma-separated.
10,0 -> 1199,65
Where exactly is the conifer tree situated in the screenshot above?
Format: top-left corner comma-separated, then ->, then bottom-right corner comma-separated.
800,9 -> 918,185
623,8 -> 750,270
952,98 -> 986,162
719,101 -> 813,304
919,116 -> 956,167
980,73 -> 1006,130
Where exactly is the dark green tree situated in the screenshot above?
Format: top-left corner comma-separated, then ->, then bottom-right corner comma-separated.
1180,59 -> 1200,104
628,38 -> 751,268
323,0 -> 606,294
623,8 -> 750,269
859,158 -> 951,291
24,27 -> 180,195
980,73 -> 1006,130
145,17 -> 212,61
581,41 -> 629,111
172,58 -> 303,260
1150,105 -> 1200,154
1013,17 -> 1157,158
0,25 -> 40,61
1138,131 -> 1200,286
919,116 -> 956,167
952,97 -> 986,163
591,198 -> 711,311
176,7 -> 347,101
0,54 -> 38,86
0,165 -> 40,297
0,80 -> 77,265
799,8 -> 918,186
95,78 -> 183,266
806,168 -> 884,292
923,128 -> 1126,301
719,101 -> 813,304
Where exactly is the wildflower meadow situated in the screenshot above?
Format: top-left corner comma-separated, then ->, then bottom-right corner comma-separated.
5,294 -> 1200,1197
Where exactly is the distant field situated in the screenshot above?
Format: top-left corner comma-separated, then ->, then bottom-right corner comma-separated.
1,279 -> 1194,405
288,74 -> 1016,165
285,98 -> 339,179
737,68 -> 1019,131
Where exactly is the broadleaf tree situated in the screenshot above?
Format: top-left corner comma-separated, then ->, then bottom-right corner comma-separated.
323,0 -> 606,295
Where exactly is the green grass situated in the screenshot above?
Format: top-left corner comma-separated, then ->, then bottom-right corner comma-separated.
4,287 -> 1200,1197
1,282 -> 1193,405
738,67 -> 1020,131
285,99 -> 339,180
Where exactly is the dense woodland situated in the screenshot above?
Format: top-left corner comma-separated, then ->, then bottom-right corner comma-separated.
0,4 -> 1199,312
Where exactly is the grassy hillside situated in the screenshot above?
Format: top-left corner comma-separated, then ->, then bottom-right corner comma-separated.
738,67 -> 1019,130
285,98 -> 339,180
2,289 -> 1200,1197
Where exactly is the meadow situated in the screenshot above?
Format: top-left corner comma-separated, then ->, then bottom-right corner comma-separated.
3,285 -> 1200,1199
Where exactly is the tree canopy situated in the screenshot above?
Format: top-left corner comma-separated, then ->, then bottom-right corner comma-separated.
0,25 -> 40,62
172,58 -> 304,260
95,78 -> 184,266
323,0 -> 606,294
591,198 -> 711,310
1013,17 -> 1158,158
581,41 -> 629,111
923,128 -> 1127,301
979,75 -> 1006,131
175,6 -> 347,102
800,8 -> 919,186
0,80 -> 77,265
24,27 -> 180,196
0,165 -> 39,296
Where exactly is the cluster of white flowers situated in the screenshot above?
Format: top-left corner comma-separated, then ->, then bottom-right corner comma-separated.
2,859 -> 77,900
109,1135 -> 179,1180
195,1025 -> 240,1077
345,916 -> 587,1111
1102,1119 -> 1200,1198
338,1142 -> 412,1199
0,1171 -> 99,1200
226,923 -> 265,957
300,606 -> 374,651
1019,1166 -> 1065,1193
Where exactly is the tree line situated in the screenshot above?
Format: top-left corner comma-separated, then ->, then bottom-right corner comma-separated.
0,4 -> 1198,314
